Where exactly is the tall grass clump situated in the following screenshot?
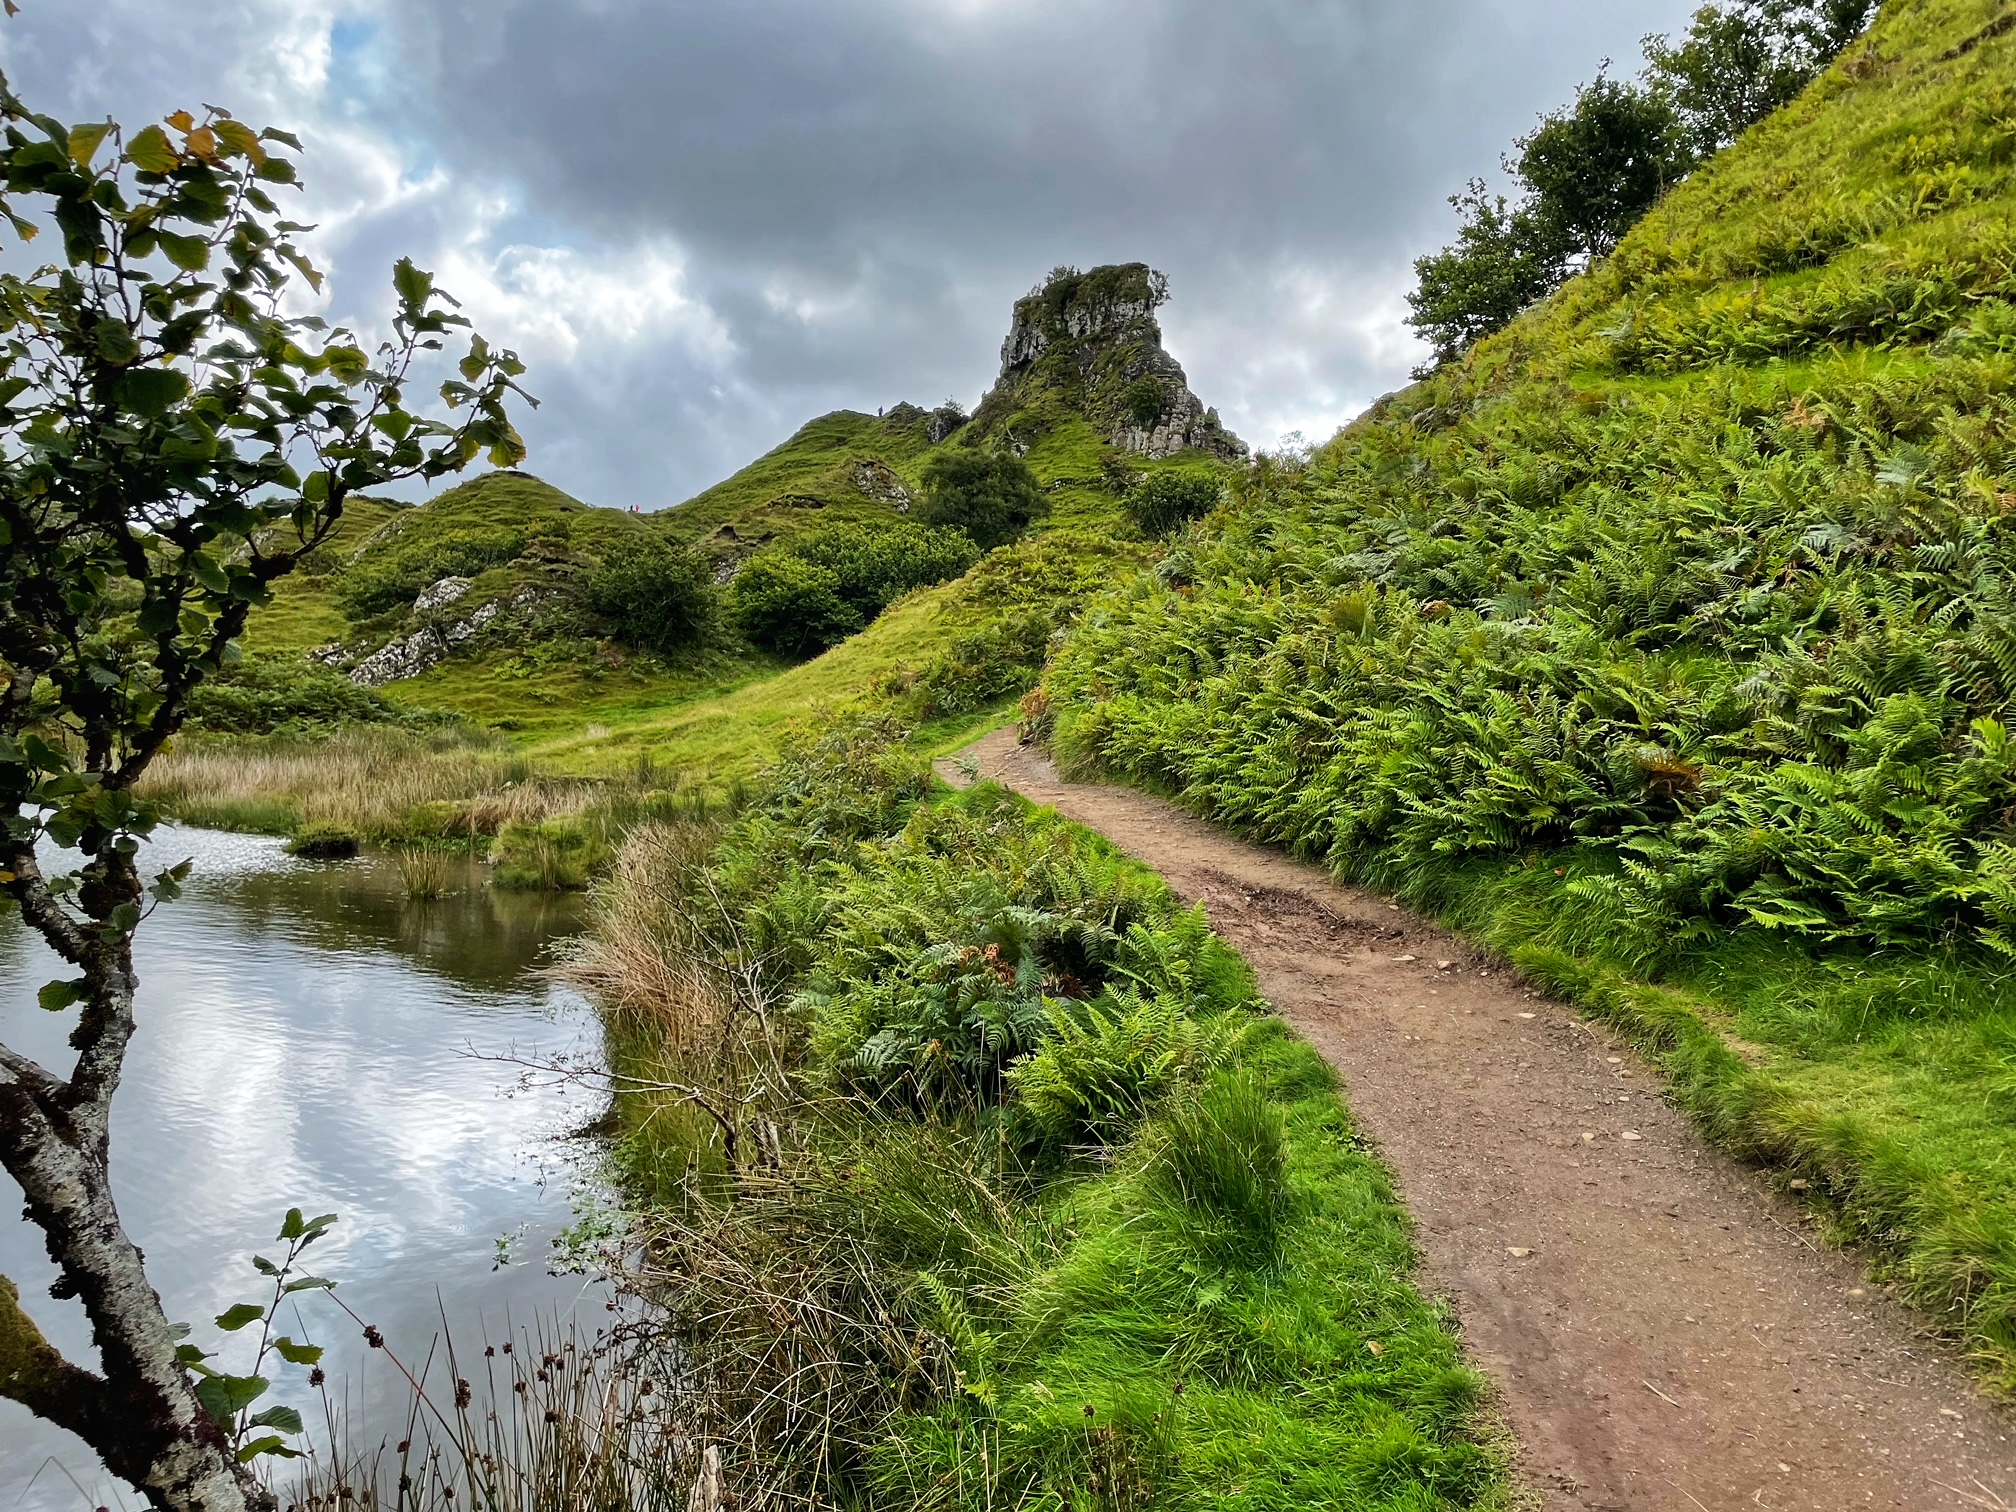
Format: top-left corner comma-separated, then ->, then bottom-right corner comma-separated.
1038,0 -> 2016,1380
281,1315 -> 701,1512
565,720 -> 1513,1510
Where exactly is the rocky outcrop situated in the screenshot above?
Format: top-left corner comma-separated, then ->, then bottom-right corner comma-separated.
926,402 -> 968,443
970,263 -> 1246,461
411,575 -> 472,613
850,459 -> 914,510
330,581 -> 556,688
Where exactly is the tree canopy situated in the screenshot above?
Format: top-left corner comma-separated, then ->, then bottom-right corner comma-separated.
1407,0 -> 1878,370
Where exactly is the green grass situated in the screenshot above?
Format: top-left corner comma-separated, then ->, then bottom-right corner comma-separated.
655,407 -> 938,550
1040,0 -> 2016,1381
579,729 -> 1514,1509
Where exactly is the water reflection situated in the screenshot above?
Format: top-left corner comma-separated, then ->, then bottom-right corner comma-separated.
0,829 -> 607,1509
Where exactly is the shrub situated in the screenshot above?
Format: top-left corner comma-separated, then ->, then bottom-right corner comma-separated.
1124,375 -> 1167,427
732,522 -> 977,659
1122,468 -> 1223,536
915,451 -> 1050,549
583,536 -> 716,654
732,553 -> 858,657
335,523 -> 527,617
185,655 -> 420,735
286,821 -> 361,859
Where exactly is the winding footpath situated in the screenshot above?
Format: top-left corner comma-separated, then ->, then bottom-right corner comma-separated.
944,728 -> 2016,1512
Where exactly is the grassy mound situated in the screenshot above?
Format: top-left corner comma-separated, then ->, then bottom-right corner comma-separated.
1041,0 -> 2016,1378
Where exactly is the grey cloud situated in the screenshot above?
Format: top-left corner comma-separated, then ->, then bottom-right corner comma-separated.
4,0 -> 1697,506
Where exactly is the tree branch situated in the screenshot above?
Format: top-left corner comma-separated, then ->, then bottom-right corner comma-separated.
0,1272 -> 109,1444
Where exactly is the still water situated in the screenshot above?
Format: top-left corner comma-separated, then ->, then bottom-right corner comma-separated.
0,829 -> 607,1508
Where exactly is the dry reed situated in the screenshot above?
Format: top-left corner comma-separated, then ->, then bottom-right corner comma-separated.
285,1312 -> 707,1512
138,727 -> 612,841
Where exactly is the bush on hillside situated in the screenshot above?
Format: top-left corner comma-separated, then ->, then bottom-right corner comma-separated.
1124,375 -> 1168,427
915,451 -> 1050,549
186,655 -> 454,736
1122,468 -> 1223,536
583,536 -> 717,654
731,522 -> 978,659
335,522 -> 529,617
731,552 -> 862,658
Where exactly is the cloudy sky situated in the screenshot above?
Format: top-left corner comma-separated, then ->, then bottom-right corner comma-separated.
3,0 -> 1694,509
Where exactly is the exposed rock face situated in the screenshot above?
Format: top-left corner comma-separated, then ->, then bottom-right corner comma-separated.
850,459 -> 914,510
971,263 -> 1246,461
926,402 -> 968,443
337,585 -> 556,687
411,576 -> 473,613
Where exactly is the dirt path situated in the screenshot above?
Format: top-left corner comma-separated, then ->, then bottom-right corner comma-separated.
945,727 -> 2016,1512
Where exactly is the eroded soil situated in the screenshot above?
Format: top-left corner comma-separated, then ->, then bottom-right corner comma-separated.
945,727 -> 2016,1512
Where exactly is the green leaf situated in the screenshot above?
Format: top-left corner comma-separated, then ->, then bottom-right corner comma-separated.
155,231 -> 210,273
117,366 -> 191,419
281,1274 -> 335,1295
194,1371 -> 268,1425
36,979 -> 83,1013
237,1435 -> 300,1462
214,1302 -> 265,1332
68,121 -> 112,169
126,124 -> 180,174
249,1404 -> 304,1433
93,318 -> 141,366
391,257 -> 433,309
277,1206 -> 306,1240
271,1336 -> 323,1366
211,119 -> 267,165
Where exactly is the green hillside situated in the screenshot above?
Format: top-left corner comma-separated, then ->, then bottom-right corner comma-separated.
1041,0 -> 2016,1376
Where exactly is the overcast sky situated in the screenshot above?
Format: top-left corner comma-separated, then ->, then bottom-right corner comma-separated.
2,0 -> 1695,509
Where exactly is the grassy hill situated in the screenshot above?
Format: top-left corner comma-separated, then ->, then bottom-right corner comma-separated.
1040,0 -> 2016,1378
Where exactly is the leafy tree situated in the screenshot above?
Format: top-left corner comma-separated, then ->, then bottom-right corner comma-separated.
732,550 -> 862,657
1407,183 -> 1576,370
584,535 -> 716,654
0,79 -> 526,1510
1407,0 -> 1877,370
1513,75 -> 1691,262
916,451 -> 1049,550
1122,468 -> 1223,536
1644,0 -> 1878,156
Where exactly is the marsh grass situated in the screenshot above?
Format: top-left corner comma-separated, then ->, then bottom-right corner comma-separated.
395,846 -> 452,900
284,1314 -> 704,1512
139,727 -> 537,840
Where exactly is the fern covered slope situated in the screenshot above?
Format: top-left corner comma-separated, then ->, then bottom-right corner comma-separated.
1042,0 -> 2016,1377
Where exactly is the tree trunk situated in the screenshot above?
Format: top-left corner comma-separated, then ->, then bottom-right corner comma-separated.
0,850 -> 264,1512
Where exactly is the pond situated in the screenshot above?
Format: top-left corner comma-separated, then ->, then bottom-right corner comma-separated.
0,829 -> 608,1509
